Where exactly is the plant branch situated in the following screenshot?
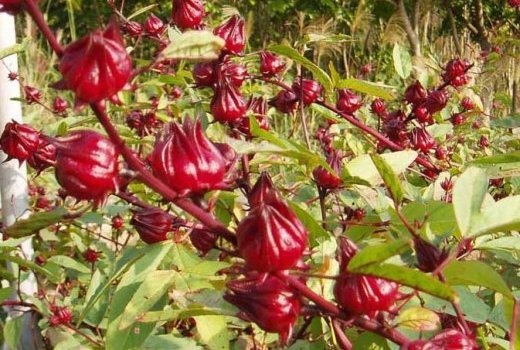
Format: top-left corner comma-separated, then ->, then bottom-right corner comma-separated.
21,0 -> 63,56
332,319 -> 352,350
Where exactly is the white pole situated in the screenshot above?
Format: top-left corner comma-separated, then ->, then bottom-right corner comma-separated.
0,11 -> 40,350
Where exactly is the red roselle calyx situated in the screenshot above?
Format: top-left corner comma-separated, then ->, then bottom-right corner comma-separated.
461,97 -> 474,111
334,237 -> 399,315
213,15 -> 245,55
413,236 -> 449,273
260,50 -> 285,77
130,207 -> 177,244
144,14 -> 165,38
404,81 -> 427,105
272,89 -> 299,114
121,21 -> 143,37
27,136 -> 56,173
221,59 -> 248,87
247,172 -> 283,207
189,226 -> 218,255
0,0 -> 39,14
442,58 -> 471,87
410,127 -> 436,153
237,175 -> 308,272
83,248 -> 101,263
336,89 -> 362,114
313,150 -> 343,189
224,273 -> 301,343
0,121 -> 40,164
148,118 -> 230,195
58,20 -> 132,104
52,97 -> 69,114
292,78 -> 322,106
24,86 -> 42,104
371,98 -> 387,117
53,130 -> 119,205
211,81 -> 247,122
425,90 -> 449,114
193,61 -> 216,87
402,329 -> 478,350
172,0 -> 205,30
237,97 -> 270,137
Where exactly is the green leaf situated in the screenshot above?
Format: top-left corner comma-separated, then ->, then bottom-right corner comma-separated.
118,270 -> 177,330
470,151 -> 520,165
3,316 -> 22,350
5,207 -> 69,238
141,305 -> 232,323
0,38 -> 29,60
443,260 -> 513,299
127,4 -> 158,20
347,239 -> 411,271
105,243 -> 172,350
452,167 -> 488,236
142,334 -> 203,349
392,43 -> 412,79
0,254 -> 60,282
47,255 -> 90,274
288,201 -> 329,243
345,151 -> 418,186
336,78 -> 395,100
350,264 -> 456,301
160,30 -> 225,61
269,44 -> 334,94
468,195 -> 520,237
352,332 -> 390,350
396,307 -> 440,331
194,315 -> 229,350
371,154 -> 405,204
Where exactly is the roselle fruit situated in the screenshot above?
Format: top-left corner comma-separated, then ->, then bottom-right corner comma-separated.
442,58 -> 471,87
130,207 -> 175,244
213,15 -> 245,55
404,81 -> 427,105
121,21 -> 143,37
413,104 -> 432,124
53,130 -> 119,204
221,59 -> 248,87
313,150 -> 343,189
237,96 -> 269,137
189,226 -> 218,255
211,81 -> 247,122
336,89 -> 362,114
193,61 -> 216,87
27,136 -> 56,173
58,21 -> 132,104
425,90 -> 449,113
172,0 -> 205,30
414,236 -> 449,273
334,237 -> 399,314
410,127 -> 436,153
148,118 -> 229,195
260,51 -> 285,77
509,0 -> 520,8
52,97 -> 69,114
237,193 -> 308,272
224,273 -> 301,343
247,172 -> 283,207
403,329 -> 478,350
272,90 -> 299,114
461,97 -> 474,111
144,14 -> 165,38
371,98 -> 387,118
0,121 -> 40,164
292,79 -> 322,106
24,86 -> 42,104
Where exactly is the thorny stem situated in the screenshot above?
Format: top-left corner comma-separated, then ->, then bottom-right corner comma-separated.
277,272 -> 410,346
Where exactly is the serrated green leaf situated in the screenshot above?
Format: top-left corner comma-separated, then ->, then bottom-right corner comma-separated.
269,44 -> 333,94
452,167 -> 488,236
288,201 -> 329,244
5,207 -> 69,238
118,270 -> 177,330
48,255 -> 90,274
347,239 -> 411,271
350,263 -> 456,301
393,43 -> 412,79
443,260 -> 513,299
396,307 -> 440,331
160,30 -> 225,61
336,78 -> 394,100
470,151 -> 520,165
371,154 -> 405,204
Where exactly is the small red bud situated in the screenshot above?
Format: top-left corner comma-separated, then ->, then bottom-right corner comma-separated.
478,135 -> 489,148
272,90 -> 298,114
130,207 -> 176,244
402,329 -> 478,350
404,81 -> 427,105
410,127 -> 436,153
370,98 -> 387,117
121,21 -> 143,37
7,71 -> 18,80
24,86 -> 42,104
451,113 -> 466,126
425,90 -> 449,113
259,51 -> 285,77
292,79 -> 322,106
144,14 -> 165,38
189,227 -> 217,255
461,97 -> 474,111
52,96 -> 69,114
336,89 -> 362,114
49,306 -> 73,327
83,248 -> 101,263
111,215 -> 124,230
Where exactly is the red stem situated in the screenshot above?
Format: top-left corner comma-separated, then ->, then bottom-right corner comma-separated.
22,0 -> 64,56
511,298 -> 520,350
